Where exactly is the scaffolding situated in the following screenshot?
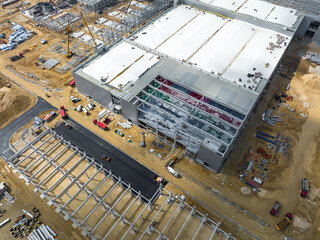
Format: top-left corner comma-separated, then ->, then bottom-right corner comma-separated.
37,12 -> 81,32
99,0 -> 173,45
134,75 -> 246,154
1,125 -> 235,240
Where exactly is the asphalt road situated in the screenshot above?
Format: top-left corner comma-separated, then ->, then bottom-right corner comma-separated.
0,97 -> 55,160
54,120 -> 159,199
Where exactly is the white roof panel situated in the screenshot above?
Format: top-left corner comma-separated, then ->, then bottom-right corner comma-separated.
130,5 -> 292,90
83,42 -> 146,82
237,0 -> 275,20
209,0 -> 247,11
190,20 -> 256,75
265,5 -> 298,27
222,29 -> 290,90
157,12 -> 227,61
109,53 -> 159,89
133,5 -> 200,49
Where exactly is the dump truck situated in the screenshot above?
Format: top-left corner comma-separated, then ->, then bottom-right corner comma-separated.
275,212 -> 293,230
300,178 -> 309,198
270,201 -> 280,216
69,79 -> 75,87
60,106 -> 67,119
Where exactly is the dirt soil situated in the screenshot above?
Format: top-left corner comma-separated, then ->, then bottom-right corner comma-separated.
0,74 -> 36,130
0,159 -> 85,240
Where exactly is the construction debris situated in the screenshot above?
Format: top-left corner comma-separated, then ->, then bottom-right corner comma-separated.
152,140 -> 165,149
262,109 -> 280,126
305,51 -> 320,64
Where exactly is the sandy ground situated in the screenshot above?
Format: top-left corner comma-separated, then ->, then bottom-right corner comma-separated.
0,159 -> 86,240
0,73 -> 36,130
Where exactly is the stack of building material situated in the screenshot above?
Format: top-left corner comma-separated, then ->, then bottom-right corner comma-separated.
262,109 -> 280,126
43,58 -> 60,70
27,224 -> 56,240
306,51 -> 320,64
0,23 -> 31,51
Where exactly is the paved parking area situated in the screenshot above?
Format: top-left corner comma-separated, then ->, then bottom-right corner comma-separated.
54,120 -> 158,199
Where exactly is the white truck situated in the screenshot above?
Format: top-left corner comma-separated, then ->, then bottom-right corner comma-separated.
167,166 -> 180,178
77,105 -> 83,112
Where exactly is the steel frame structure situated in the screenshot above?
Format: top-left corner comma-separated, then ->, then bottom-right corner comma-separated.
1,125 -> 234,240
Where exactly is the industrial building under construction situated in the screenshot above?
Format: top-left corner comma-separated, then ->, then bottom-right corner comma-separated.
72,0 -> 305,172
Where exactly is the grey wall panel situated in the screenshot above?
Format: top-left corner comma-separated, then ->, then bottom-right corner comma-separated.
120,99 -> 138,124
72,72 -> 113,110
295,16 -> 312,37
312,26 -> 320,41
196,144 -> 224,172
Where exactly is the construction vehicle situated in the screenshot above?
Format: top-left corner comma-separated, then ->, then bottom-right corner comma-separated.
114,129 -> 124,137
300,178 -> 309,198
154,176 -> 164,184
27,44 -> 37,52
46,15 -> 73,58
270,201 -> 280,216
70,96 -> 80,103
43,111 -> 56,122
93,119 -> 107,130
32,128 -> 42,136
60,106 -> 67,119
9,53 -> 23,62
40,38 -> 48,44
275,212 -> 293,230
103,116 -> 110,124
80,11 -> 97,47
77,105 -> 83,112
167,166 -> 180,178
69,79 -> 75,87
101,155 -> 111,162
140,132 -> 145,147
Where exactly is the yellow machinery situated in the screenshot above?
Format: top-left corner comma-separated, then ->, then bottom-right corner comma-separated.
32,129 -> 42,136
166,147 -> 183,167
47,15 -> 73,58
27,44 -> 37,51
80,11 -> 97,47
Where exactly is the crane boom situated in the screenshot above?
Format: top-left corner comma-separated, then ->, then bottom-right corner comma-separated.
80,11 -> 97,47
46,14 -> 72,58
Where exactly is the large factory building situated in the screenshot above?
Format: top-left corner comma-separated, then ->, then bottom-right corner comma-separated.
72,0 -> 304,172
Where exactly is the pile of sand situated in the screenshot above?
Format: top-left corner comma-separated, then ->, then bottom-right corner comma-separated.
301,73 -> 320,90
0,76 -> 35,129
